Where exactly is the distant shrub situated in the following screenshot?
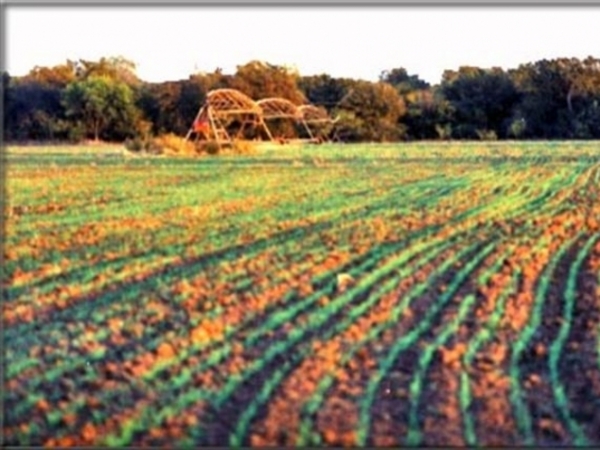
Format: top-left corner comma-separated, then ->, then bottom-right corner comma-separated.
231,139 -> 256,155
153,133 -> 197,156
197,140 -> 221,155
435,124 -> 452,140
476,129 -> 498,141
146,140 -> 164,155
68,123 -> 87,143
508,118 -> 526,139
124,137 -> 144,152
124,136 -> 160,154
124,135 -> 257,157
125,133 -> 197,156
196,139 -> 257,156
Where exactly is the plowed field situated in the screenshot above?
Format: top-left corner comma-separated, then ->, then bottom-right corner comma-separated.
3,142 -> 600,446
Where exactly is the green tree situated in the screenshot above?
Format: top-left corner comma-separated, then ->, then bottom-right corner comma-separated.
379,67 -> 447,140
135,77 -> 208,136
300,75 -> 408,141
5,79 -> 70,141
4,63 -> 78,141
510,57 -> 600,138
402,87 -> 454,140
3,72 -> 11,137
441,66 -> 520,139
298,74 -> 350,111
379,67 -> 430,95
135,83 -> 163,134
62,76 -> 138,141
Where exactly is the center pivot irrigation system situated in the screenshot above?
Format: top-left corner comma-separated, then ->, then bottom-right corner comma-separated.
185,88 -> 341,148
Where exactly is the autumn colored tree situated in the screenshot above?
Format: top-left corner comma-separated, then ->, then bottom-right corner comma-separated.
190,68 -> 233,93
333,79 -> 407,142
5,54 -> 600,143
75,56 -> 140,87
231,60 -> 306,104
24,61 -> 77,87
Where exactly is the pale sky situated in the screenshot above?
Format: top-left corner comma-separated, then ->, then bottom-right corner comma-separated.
5,6 -> 600,85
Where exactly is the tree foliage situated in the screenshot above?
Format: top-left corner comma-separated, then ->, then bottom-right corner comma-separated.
5,79 -> 69,141
4,55 -> 600,143
23,61 -> 77,88
75,56 -> 140,87
231,60 -> 306,104
509,57 -> 600,139
333,80 -> 406,142
402,88 -> 454,140
62,76 -> 138,141
441,66 -> 520,139
380,67 -> 430,95
298,74 -> 349,111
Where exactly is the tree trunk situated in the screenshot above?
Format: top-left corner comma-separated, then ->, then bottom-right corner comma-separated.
94,120 -> 100,141
567,84 -> 575,114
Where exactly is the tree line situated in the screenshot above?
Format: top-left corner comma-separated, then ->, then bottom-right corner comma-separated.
3,55 -> 600,143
